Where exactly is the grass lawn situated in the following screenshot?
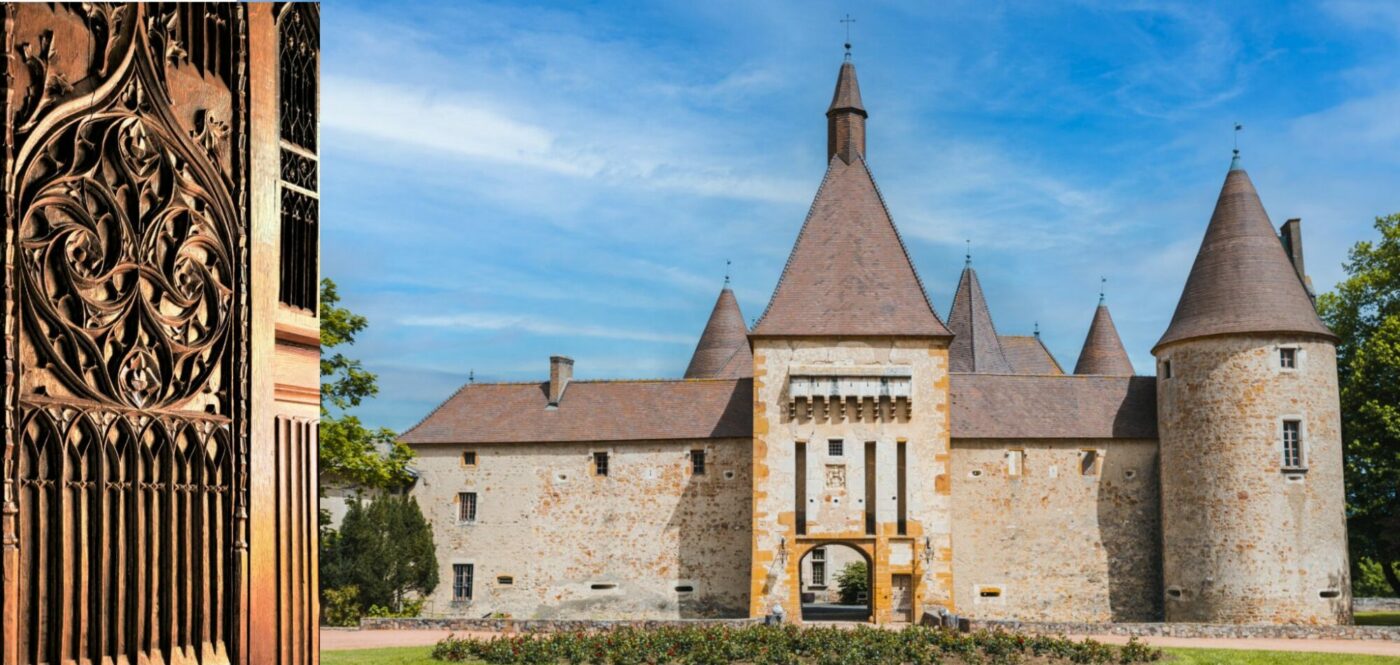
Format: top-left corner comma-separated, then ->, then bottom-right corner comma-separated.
1357,611 -> 1400,627
321,647 -> 441,665
321,646 -> 1400,664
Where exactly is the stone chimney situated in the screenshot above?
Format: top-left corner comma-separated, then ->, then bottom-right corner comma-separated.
1279,218 -> 1315,300
548,355 -> 573,406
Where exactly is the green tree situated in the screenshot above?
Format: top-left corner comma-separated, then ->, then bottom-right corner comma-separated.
321,494 -> 439,612
1318,212 -> 1400,596
836,560 -> 869,605
320,278 -> 414,489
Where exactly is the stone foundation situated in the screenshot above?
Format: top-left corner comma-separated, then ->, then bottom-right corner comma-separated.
946,618 -> 1400,641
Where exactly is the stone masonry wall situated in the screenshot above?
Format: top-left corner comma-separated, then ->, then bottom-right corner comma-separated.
751,338 -> 952,624
950,439 -> 1161,622
409,438 -> 753,619
1156,336 -> 1349,624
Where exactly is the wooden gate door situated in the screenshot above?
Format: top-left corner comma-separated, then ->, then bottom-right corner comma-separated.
0,4 -> 320,664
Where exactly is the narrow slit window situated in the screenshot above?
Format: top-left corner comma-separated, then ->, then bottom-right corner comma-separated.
497,576 -> 514,586
691,449 -> 706,475
1280,348 -> 1297,369
458,492 -> 477,523
453,564 -> 474,601
1006,449 -> 1024,478
795,442 -> 807,536
1163,360 -> 1172,379
1283,420 -> 1303,468
864,441 -> 877,535
594,452 -> 609,477
896,441 -> 908,535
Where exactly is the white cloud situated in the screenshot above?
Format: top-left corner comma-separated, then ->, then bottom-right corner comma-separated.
399,312 -> 693,344
323,76 -> 809,205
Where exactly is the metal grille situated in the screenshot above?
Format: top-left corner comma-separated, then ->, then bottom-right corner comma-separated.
453,564 -> 474,601
690,450 -> 705,475
458,492 -> 477,523
277,4 -> 319,312
278,6 -> 318,151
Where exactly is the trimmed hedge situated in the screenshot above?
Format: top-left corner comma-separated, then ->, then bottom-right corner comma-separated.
431,624 -> 1162,664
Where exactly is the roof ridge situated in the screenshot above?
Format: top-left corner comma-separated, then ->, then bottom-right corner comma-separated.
754,155 -> 842,330
1034,333 -> 1066,374
399,379 -> 479,440
858,153 -> 948,329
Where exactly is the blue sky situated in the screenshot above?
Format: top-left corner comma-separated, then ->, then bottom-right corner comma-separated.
322,0 -> 1400,432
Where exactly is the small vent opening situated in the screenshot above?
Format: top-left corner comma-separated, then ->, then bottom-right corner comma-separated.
590,583 -> 617,590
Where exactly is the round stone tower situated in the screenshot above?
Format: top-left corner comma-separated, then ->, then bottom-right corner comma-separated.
1153,155 -> 1350,625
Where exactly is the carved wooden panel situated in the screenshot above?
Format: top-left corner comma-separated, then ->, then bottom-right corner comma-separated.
274,417 -> 318,665
276,4 -> 317,312
2,4 -> 249,664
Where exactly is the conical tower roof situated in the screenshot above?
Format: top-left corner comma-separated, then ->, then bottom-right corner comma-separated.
753,59 -> 948,338
1154,162 -> 1335,353
1075,304 -> 1134,375
684,287 -> 752,379
947,265 -> 1011,373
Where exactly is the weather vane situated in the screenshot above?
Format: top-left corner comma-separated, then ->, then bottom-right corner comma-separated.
841,14 -> 856,60
724,259 -> 731,286
469,369 -> 475,384
1234,122 -> 1243,156
1099,277 -> 1107,305
1034,321 -> 1041,338
965,239 -> 972,267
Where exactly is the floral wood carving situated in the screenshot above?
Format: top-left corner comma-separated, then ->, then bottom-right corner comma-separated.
15,8 -> 239,415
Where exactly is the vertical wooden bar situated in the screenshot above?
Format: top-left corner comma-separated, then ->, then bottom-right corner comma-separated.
246,4 -> 281,663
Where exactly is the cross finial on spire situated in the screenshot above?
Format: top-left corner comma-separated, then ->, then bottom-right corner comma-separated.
724,259 -> 731,287
1231,122 -> 1244,170
965,239 -> 972,267
1099,276 -> 1107,305
469,369 -> 475,384
1034,321 -> 1041,339
841,14 -> 855,60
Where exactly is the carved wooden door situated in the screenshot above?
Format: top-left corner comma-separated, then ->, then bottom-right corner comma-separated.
2,4 -> 250,663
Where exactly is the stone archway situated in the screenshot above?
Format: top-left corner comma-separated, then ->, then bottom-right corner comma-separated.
796,542 -> 874,623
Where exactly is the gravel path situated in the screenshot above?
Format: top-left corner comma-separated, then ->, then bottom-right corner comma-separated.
321,627 -> 1400,657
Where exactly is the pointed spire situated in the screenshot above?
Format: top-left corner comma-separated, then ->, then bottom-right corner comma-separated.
753,155 -> 948,337
947,265 -> 1012,373
827,56 -> 867,164
1154,163 -> 1335,353
685,285 -> 753,379
1075,303 -> 1134,376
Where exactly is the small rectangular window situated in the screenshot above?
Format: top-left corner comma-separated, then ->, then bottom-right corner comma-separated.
1280,348 -> 1297,369
1080,450 -> 1100,476
594,452 -> 609,477
1163,360 -> 1172,379
453,564 -> 474,601
811,547 -> 826,562
1283,420 -> 1303,468
691,449 -> 706,475
828,440 -> 843,457
811,561 -> 826,586
1006,449 -> 1024,478
458,492 -> 477,523
497,575 -> 514,586
462,450 -> 477,466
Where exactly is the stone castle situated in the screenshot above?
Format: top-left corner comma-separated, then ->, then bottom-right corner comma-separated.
400,56 -> 1349,625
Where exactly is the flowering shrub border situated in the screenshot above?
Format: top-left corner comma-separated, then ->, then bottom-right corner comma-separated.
431,624 -> 1162,664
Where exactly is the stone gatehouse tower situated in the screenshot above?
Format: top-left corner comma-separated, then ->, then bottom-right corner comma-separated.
748,60 -> 953,624
399,54 -> 1350,626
